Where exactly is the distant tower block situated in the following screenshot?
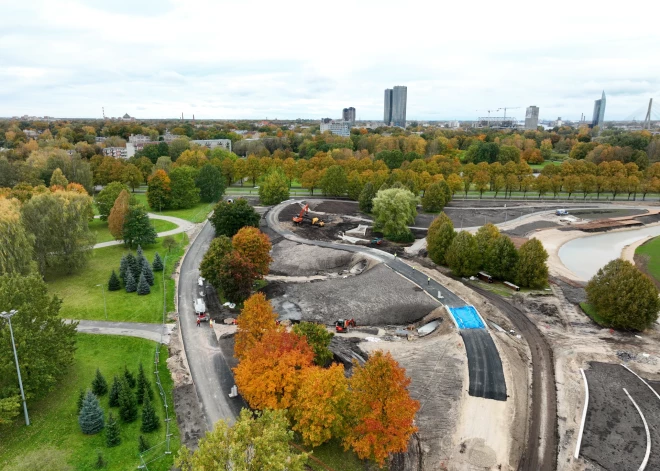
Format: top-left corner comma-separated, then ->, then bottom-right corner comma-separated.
525,106 -> 539,130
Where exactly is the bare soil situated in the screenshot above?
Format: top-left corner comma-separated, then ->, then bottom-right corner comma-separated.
503,220 -> 559,237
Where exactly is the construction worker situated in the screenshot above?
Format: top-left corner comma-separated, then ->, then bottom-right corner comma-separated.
196,317 -> 200,327
394,252 -> 397,259
427,277 -> 431,285
209,319 -> 213,329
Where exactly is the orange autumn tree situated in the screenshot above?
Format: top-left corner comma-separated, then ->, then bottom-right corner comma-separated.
291,363 -> 349,447
344,351 -> 419,466
232,226 -> 272,277
108,189 -> 131,240
234,293 -> 280,360
233,330 -> 314,410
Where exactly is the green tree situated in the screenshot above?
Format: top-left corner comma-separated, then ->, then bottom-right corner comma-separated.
586,259 -> 660,330
140,393 -> 159,433
125,163 -> 144,191
372,188 -> 418,241
258,170 -> 289,205
108,376 -> 121,407
137,272 -> 150,295
118,378 -> 137,423
142,263 -> 154,286
124,269 -> 137,293
218,251 -> 260,303
21,191 -> 96,275
292,322 -> 334,366
0,274 -> 77,424
169,138 -> 190,161
0,199 -> 34,276
170,166 -> 200,209
421,181 -> 447,212
375,150 -> 405,169
108,270 -> 121,291
77,389 -> 85,413
346,171 -> 364,200
499,145 -> 521,164
320,165 -> 348,196
515,238 -> 549,288
49,168 -> 69,187
209,199 -> 260,237
105,412 -> 121,447
358,181 -> 377,213
200,236 -> 233,290
195,163 -> 227,203
96,182 -> 130,221
445,231 -> 481,276
485,235 -> 518,281
426,213 -> 455,265
123,205 -> 157,248
162,236 -> 177,253
138,435 -> 150,453
78,390 -> 105,435
175,409 -> 307,471
92,368 -> 108,396
94,452 -> 106,469
474,223 -> 500,270
124,365 -> 136,388
152,252 -> 164,272
146,170 -> 171,211
136,362 -> 153,405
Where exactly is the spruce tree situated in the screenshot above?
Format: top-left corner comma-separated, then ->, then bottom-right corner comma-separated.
136,245 -> 145,274
119,255 -> 128,283
108,270 -> 121,291
137,272 -> 151,295
142,263 -> 154,286
92,368 -> 108,396
79,390 -> 105,434
77,389 -> 85,413
136,362 -> 147,405
152,252 -> 164,272
124,365 -> 136,388
140,394 -> 159,433
126,253 -> 139,280
118,378 -> 138,423
94,452 -> 106,469
125,268 -> 137,293
105,412 -> 121,447
138,435 -> 150,453
108,375 -> 122,407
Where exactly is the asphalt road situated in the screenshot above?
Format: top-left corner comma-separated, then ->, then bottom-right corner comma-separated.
461,330 -> 507,401
93,213 -> 193,249
177,221 -> 246,429
71,319 -> 173,344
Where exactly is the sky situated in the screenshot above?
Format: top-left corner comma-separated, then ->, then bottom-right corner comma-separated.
1,0 -> 659,121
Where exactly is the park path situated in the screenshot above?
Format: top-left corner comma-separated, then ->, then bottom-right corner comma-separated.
93,213 -> 194,249
66,319 -> 174,344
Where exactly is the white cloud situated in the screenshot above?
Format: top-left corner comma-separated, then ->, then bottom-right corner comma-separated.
0,0 -> 659,120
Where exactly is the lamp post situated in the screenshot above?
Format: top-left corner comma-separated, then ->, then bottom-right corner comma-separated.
96,284 -> 108,320
0,310 -> 30,426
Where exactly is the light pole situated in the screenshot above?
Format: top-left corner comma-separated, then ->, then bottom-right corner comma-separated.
96,284 -> 108,320
1,310 -> 30,426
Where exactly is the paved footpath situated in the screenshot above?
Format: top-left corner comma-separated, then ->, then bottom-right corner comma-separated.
93,213 -> 194,249
68,319 -> 174,344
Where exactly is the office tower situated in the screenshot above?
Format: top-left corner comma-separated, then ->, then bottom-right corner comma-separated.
391,86 -> 407,127
592,91 -> 606,127
342,107 -> 356,124
384,89 -> 392,125
525,106 -> 540,130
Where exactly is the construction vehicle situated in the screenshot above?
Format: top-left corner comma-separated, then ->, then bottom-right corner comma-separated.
370,238 -> 383,245
292,204 -> 325,227
195,298 -> 209,322
335,318 -> 356,333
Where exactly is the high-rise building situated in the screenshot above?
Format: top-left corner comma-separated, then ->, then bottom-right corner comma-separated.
524,106 -> 539,130
391,86 -> 407,127
342,107 -> 356,124
592,91 -> 606,128
320,119 -> 351,137
384,89 -> 392,125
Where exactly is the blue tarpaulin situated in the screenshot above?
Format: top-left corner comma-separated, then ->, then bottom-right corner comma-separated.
448,305 -> 485,329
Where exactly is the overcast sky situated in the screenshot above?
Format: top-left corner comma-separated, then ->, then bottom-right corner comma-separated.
1,0 -> 659,121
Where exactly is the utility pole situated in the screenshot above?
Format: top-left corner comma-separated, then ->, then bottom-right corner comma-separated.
96,284 -> 108,320
1,310 -> 30,426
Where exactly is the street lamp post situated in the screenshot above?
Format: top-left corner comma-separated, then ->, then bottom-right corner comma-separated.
1,310 -> 30,426
96,284 -> 108,320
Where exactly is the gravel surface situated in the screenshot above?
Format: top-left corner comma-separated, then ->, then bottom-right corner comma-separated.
268,264 -> 439,326
503,220 -> 559,237
311,200 -> 366,216
569,208 -> 647,219
551,277 -> 588,304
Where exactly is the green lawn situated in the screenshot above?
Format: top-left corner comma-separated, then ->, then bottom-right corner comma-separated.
296,439 -> 369,471
46,233 -> 187,323
635,237 -> 660,283
529,160 -> 562,170
132,193 -> 215,223
0,334 -> 180,471
89,219 -> 178,244
579,302 -> 610,327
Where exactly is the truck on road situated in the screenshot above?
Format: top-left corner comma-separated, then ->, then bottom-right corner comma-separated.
194,298 -> 209,322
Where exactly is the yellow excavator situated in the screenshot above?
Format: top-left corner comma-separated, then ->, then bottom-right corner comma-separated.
292,204 -> 325,227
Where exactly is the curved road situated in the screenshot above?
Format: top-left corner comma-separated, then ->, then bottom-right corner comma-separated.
93,213 -> 193,249
68,319 -> 174,344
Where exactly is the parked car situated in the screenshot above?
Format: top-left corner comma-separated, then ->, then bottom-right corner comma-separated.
555,209 -> 569,216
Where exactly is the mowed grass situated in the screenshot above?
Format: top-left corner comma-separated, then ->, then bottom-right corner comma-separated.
300,439 -> 369,471
89,219 -> 178,244
579,302 -> 610,327
0,334 -> 180,471
132,193 -> 214,223
46,233 -> 187,323
635,237 -> 660,283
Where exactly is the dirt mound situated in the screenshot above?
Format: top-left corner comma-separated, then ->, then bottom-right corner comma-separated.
312,200 -> 364,216
270,239 -> 355,275
503,220 -> 559,237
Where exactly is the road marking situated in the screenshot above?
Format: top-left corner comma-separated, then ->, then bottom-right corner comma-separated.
574,368 -> 589,460
621,364 -> 660,402
623,388 -> 651,471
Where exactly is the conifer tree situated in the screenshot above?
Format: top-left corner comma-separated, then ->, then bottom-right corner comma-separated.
136,362 -> 148,405
124,365 -> 136,388
142,263 -> 154,286
138,435 -> 150,453
140,394 -> 159,433
77,389 -> 85,413
108,270 -> 121,291
137,272 -> 151,295
136,245 -> 145,274
94,452 -> 106,469
125,268 -> 137,293
105,412 -> 121,447
126,253 -> 139,280
152,252 -> 164,272
79,390 -> 105,434
92,368 -> 108,396
108,375 -> 122,407
119,255 -> 128,283
118,378 -> 138,423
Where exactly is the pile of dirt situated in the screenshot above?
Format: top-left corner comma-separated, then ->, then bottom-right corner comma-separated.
503,220 -> 559,237
570,208 -> 647,220
270,239 -> 355,276
312,200 -> 365,217
329,336 -> 368,369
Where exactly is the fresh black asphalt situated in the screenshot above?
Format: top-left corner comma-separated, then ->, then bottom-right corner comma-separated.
460,330 -> 507,401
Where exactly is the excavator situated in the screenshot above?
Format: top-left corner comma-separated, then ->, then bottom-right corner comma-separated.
335,318 -> 356,333
292,204 -> 325,227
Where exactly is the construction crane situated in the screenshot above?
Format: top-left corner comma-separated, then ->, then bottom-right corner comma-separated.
497,107 -> 520,119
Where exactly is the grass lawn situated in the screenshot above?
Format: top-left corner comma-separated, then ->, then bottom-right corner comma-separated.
0,334 -> 180,471
132,193 -> 214,223
46,233 -> 187,323
579,302 -> 610,327
635,237 -> 660,283
295,439 -> 370,471
89,219 -> 178,244
469,279 -> 550,297
529,160 -> 562,170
